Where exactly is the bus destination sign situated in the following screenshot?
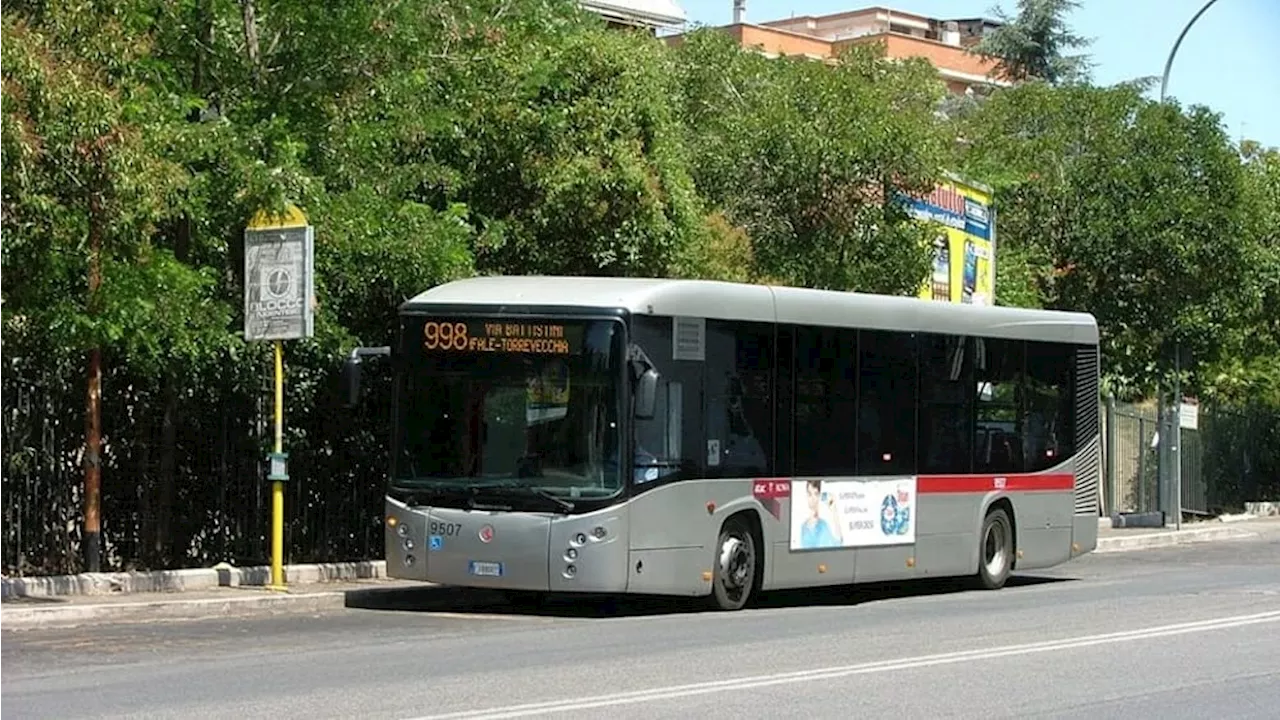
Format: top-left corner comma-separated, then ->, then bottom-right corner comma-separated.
422,319 -> 577,355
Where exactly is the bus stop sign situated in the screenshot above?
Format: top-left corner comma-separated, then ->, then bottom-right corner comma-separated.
243,224 -> 315,341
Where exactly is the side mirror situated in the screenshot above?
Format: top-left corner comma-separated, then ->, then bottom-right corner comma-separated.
344,355 -> 363,407
634,368 -> 659,420
343,346 -> 392,408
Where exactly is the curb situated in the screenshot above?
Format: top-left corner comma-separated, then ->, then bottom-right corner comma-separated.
1,590 -> 351,630
1,560 -> 387,600
0,584 -> 465,631
1094,524 -> 1258,553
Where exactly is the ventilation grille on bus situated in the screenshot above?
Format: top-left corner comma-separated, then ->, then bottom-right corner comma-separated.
1074,346 -> 1101,515
672,316 -> 706,362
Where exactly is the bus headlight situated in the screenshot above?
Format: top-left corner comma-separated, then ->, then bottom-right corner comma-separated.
404,554 -> 416,567
573,532 -> 587,546
403,538 -> 415,551
565,548 -> 578,561
396,523 -> 409,538
591,526 -> 607,540
563,564 -> 577,578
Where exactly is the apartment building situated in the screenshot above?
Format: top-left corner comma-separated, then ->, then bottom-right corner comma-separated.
582,0 -> 687,32
684,4 -> 1010,94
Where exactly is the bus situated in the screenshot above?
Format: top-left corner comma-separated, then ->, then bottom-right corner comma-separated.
344,275 -> 1100,611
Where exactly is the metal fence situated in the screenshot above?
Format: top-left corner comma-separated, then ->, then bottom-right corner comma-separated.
2,352 -> 395,577
1101,397 -> 1280,519
1102,399 -> 1159,515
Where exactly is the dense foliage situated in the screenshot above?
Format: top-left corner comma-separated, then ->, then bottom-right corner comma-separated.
3,0 -> 1277,573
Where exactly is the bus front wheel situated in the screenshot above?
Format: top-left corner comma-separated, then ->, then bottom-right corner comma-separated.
708,517 -> 757,611
976,507 -> 1013,590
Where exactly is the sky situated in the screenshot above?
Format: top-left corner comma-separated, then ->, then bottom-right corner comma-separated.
675,0 -> 1280,149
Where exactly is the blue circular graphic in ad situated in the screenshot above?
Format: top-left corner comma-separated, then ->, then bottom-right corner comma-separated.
880,494 -> 911,536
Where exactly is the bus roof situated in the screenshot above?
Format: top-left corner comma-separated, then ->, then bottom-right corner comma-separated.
403,275 -> 1098,345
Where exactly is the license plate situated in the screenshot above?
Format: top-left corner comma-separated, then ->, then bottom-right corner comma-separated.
468,561 -> 503,577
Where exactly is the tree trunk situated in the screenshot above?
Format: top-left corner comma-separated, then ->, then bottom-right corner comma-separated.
240,0 -> 261,86
156,375 -> 178,564
84,192 -> 104,573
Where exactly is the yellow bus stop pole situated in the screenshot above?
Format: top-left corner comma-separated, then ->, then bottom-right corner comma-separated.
271,339 -> 285,590
247,202 -> 309,593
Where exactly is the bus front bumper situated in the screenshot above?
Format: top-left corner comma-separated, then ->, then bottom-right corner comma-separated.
383,496 -> 629,592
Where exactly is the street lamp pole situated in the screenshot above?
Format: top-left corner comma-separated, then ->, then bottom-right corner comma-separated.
1160,0 -> 1220,102
1158,0 -> 1218,530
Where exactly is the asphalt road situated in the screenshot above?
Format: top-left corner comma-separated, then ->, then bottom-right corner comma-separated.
5,522 -> 1280,720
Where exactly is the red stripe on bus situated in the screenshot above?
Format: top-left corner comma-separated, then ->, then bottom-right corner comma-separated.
917,473 -> 1075,494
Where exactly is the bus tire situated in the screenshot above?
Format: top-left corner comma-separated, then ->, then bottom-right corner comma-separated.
708,516 -> 757,611
976,507 -> 1014,590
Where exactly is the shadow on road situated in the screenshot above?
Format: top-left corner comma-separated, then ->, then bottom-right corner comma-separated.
344,573 -> 1073,619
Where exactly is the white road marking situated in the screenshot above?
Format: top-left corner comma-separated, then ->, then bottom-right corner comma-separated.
405,609 -> 1280,719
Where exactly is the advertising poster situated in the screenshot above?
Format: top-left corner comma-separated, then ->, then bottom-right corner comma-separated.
905,175 -> 995,306
789,478 -> 917,550
243,224 -> 315,341
525,361 -> 570,424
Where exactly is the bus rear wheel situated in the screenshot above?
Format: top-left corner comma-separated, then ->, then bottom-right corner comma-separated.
976,507 -> 1013,590
708,517 -> 757,611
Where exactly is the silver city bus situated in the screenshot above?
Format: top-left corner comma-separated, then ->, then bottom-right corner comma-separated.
345,276 -> 1100,611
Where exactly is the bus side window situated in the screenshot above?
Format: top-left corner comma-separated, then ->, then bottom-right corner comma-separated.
794,326 -> 857,477
974,338 -> 1025,474
919,333 -> 973,475
704,320 -> 773,479
1025,342 -> 1075,471
631,315 -> 704,483
857,330 -> 918,476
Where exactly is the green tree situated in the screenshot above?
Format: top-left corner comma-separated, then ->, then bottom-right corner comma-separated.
1203,143 -> 1280,408
1,0 -> 725,572
450,24 -> 709,278
2,8 -> 244,570
974,0 -> 1093,85
673,30 -> 949,294
958,81 -> 1260,399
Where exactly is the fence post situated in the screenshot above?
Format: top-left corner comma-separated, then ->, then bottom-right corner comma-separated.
1104,393 -> 1117,516
1136,414 -> 1147,512
1156,393 -> 1169,523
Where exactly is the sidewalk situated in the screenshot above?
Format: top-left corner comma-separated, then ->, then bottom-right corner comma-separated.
0,578 -> 418,630
4,516 -> 1277,631
1,560 -> 420,630
1093,514 -> 1277,553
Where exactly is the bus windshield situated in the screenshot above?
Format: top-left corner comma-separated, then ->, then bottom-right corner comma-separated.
393,316 -> 625,500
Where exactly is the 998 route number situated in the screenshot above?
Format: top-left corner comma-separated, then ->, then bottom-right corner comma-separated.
430,521 -> 462,537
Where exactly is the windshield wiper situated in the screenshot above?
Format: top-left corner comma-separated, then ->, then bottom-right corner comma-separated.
468,481 -> 575,513
514,485 -> 575,512
388,485 -> 467,509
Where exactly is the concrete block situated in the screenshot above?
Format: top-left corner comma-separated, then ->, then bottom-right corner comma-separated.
1,569 -> 220,599
1110,511 -> 1165,528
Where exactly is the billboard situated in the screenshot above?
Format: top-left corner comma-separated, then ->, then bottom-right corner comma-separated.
903,175 -> 996,306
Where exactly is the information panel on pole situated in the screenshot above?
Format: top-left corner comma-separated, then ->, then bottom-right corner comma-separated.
244,222 -> 315,341
241,203 -> 313,591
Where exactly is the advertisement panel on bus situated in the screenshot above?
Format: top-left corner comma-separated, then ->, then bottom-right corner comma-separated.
788,477 -> 917,550
903,174 -> 996,307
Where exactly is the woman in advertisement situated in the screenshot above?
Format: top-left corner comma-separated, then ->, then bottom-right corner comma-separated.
798,479 -> 844,549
